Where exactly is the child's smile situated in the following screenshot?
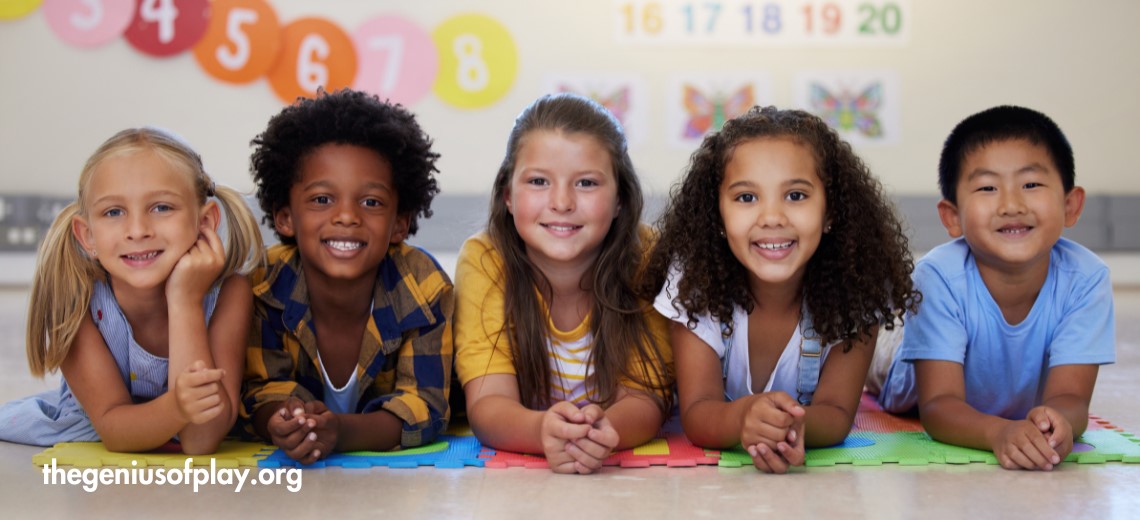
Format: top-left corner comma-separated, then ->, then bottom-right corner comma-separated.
719,138 -> 827,290
274,143 -> 409,288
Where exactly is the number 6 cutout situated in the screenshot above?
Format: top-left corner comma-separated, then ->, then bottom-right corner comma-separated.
192,0 -> 280,84
351,15 -> 437,106
266,17 -> 357,104
43,0 -> 133,47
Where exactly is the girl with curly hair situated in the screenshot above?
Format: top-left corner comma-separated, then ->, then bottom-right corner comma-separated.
454,93 -> 673,474
642,106 -> 919,473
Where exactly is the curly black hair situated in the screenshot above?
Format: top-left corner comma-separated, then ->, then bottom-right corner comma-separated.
939,105 -> 1075,205
641,106 -> 921,348
250,88 -> 440,245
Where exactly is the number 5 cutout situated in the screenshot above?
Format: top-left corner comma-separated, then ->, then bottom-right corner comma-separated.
351,15 -> 437,106
193,0 -> 280,84
43,0 -> 134,48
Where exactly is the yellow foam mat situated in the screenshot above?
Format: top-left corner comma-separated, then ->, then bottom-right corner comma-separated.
32,441 -> 276,468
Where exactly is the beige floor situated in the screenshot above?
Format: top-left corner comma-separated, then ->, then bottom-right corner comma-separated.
0,287 -> 1137,519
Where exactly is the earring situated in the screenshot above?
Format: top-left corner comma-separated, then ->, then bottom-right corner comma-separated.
719,229 -> 726,238
824,224 -> 832,233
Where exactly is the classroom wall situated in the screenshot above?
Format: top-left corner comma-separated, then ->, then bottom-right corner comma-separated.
2,0 -> 1138,199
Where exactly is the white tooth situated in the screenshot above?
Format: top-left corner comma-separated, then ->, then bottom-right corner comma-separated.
756,241 -> 793,250
327,240 -> 362,251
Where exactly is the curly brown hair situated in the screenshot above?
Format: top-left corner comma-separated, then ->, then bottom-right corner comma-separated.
642,106 -> 920,347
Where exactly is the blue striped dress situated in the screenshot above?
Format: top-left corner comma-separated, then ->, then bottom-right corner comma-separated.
0,280 -> 219,446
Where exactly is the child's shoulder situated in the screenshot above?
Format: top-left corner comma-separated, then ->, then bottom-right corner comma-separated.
916,238 -> 972,278
1051,237 -> 1109,276
386,242 -> 453,293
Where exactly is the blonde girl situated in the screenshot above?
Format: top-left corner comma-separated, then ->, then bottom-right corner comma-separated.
0,128 -> 262,454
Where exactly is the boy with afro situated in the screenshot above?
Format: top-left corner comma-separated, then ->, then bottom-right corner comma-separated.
244,89 -> 451,464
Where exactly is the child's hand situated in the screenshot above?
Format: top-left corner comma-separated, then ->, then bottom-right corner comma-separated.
992,417 -> 1061,470
563,404 -> 619,474
167,225 -> 225,304
1027,406 -> 1074,463
741,392 -> 806,474
540,401 -> 592,474
299,400 -> 338,464
174,360 -> 226,425
266,396 -> 314,458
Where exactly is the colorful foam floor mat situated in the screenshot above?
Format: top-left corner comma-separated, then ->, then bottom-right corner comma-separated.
716,394 -> 1140,467
31,395 -> 1140,469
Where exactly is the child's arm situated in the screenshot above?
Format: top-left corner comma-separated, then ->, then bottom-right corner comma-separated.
916,360 -> 1060,470
600,386 -> 665,450
465,374 -> 595,473
800,328 -> 878,447
60,316 -> 193,452
1030,364 -> 1100,459
673,322 -> 767,448
166,227 -> 247,454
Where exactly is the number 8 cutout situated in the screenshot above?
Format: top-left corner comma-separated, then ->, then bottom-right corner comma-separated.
432,13 -> 518,109
192,0 -> 280,84
43,0 -> 135,48
123,0 -> 209,57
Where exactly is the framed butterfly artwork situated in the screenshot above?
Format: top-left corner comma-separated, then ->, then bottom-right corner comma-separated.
667,74 -> 774,149
794,70 -> 901,146
543,74 -> 648,146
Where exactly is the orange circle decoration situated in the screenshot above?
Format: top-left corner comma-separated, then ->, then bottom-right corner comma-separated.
266,17 -> 357,104
192,0 -> 280,84
123,0 -> 210,57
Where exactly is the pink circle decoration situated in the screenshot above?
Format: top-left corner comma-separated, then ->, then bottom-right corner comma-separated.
123,0 -> 209,57
351,15 -> 438,106
43,0 -> 135,48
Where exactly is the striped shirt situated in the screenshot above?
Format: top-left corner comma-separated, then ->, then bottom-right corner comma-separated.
241,243 -> 454,447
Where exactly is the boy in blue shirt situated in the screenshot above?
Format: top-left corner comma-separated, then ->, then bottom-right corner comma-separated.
875,105 -> 1115,470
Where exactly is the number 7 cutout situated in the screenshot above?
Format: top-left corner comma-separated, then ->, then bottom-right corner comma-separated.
351,15 -> 438,106
193,0 -> 280,84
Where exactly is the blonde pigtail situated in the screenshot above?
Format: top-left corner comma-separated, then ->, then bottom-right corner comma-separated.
26,203 -> 99,376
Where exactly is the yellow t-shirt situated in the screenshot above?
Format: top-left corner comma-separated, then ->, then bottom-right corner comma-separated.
453,231 -> 673,407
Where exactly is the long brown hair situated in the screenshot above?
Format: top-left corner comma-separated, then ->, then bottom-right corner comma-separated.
485,93 -> 671,412
26,127 -> 264,376
642,106 -> 920,347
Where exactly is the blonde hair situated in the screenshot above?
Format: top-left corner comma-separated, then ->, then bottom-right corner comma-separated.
26,127 -> 265,376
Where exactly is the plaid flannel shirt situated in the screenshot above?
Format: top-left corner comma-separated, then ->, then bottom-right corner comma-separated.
242,243 -> 453,447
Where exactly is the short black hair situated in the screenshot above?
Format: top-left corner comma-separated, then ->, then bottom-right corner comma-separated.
250,89 -> 440,245
938,105 -> 1074,204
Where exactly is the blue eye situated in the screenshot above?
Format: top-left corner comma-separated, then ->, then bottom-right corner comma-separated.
103,208 -> 123,217
152,204 -> 173,213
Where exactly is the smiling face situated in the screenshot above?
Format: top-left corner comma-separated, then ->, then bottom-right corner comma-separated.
72,149 -> 212,292
506,130 -> 620,272
718,138 -> 828,294
938,138 -> 1084,279
274,143 -> 409,288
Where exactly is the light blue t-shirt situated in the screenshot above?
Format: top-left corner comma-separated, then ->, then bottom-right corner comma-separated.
878,237 -> 1115,418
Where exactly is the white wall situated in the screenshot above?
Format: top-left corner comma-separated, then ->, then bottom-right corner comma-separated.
1,0 -> 1138,200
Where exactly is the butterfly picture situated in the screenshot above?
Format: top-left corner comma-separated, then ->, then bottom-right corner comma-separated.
682,84 -> 755,139
558,85 -> 631,126
809,82 -> 884,138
